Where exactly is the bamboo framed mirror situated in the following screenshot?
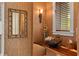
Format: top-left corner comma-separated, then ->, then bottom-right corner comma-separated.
8,8 -> 28,38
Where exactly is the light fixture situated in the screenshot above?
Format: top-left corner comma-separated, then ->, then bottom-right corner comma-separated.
39,9 -> 43,23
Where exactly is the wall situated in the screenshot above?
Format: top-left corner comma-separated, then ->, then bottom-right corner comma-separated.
76,3 -> 79,56
45,3 -> 52,36
0,19 -> 2,34
46,2 -> 78,50
0,3 -> 2,54
4,2 -> 33,56
33,2 -> 46,44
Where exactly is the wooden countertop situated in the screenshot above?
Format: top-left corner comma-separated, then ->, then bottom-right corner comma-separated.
34,43 -> 77,56
45,46 -> 77,56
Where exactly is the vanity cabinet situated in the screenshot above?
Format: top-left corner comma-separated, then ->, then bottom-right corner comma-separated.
32,43 -> 77,56
46,47 -> 65,56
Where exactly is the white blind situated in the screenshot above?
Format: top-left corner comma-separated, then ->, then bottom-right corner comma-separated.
55,2 -> 70,31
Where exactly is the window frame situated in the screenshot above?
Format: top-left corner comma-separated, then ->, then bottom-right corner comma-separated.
52,2 -> 74,36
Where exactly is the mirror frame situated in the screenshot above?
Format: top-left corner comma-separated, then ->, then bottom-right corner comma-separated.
8,8 -> 28,38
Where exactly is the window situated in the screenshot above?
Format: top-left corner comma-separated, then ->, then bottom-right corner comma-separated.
53,2 -> 74,36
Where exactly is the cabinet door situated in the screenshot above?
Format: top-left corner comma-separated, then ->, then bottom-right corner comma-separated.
46,48 -> 65,56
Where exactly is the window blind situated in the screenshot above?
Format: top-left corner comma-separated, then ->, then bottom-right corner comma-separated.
55,2 -> 70,31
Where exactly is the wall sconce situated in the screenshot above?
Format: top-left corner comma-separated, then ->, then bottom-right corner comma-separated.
39,9 -> 43,23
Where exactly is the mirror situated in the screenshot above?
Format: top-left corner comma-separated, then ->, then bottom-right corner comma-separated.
8,8 -> 28,38
12,12 -> 19,35
20,13 -> 25,35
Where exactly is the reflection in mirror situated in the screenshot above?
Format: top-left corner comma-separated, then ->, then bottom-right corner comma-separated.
12,12 -> 19,35
20,14 -> 25,35
8,9 -> 28,38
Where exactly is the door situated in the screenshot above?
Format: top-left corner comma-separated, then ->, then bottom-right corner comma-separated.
4,2 -> 33,56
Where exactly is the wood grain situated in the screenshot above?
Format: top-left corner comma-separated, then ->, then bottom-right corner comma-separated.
4,2 -> 33,56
